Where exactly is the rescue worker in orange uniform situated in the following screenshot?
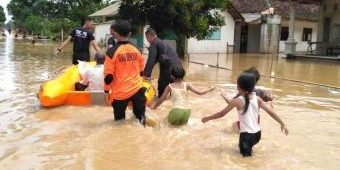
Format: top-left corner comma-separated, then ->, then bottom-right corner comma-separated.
104,20 -> 146,125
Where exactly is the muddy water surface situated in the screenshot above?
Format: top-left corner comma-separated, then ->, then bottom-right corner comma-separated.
0,37 -> 340,170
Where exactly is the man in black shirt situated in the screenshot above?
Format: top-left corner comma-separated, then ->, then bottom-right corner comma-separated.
143,28 -> 182,97
106,24 -> 116,51
56,17 -> 101,65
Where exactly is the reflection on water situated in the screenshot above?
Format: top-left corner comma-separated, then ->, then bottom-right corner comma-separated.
0,38 -> 340,169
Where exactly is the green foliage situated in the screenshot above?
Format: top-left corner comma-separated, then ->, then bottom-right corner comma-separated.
7,0 -> 111,38
5,20 -> 14,29
118,0 -> 227,39
118,0 -> 229,57
23,15 -> 45,35
0,6 -> 6,24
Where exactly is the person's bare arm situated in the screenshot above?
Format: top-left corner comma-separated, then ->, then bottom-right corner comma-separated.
202,98 -> 238,123
151,85 -> 171,109
55,35 -> 72,55
91,40 -> 101,52
187,83 -> 215,95
258,97 -> 289,135
220,93 -> 231,103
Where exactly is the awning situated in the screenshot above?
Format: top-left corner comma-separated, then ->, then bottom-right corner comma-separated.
242,13 -> 262,24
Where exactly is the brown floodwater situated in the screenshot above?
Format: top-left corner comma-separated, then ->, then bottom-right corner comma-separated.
0,36 -> 340,170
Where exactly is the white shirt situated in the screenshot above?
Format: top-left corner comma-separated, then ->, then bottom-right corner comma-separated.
237,92 -> 261,133
169,82 -> 190,109
81,65 -> 104,91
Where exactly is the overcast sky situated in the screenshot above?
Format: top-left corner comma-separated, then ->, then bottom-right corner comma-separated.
0,0 -> 11,22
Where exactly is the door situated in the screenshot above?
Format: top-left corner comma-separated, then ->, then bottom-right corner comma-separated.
240,25 -> 248,53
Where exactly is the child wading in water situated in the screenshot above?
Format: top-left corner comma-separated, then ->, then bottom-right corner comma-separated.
202,72 -> 288,157
221,67 -> 274,132
151,65 -> 215,125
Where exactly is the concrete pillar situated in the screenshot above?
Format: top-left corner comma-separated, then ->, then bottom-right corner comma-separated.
233,22 -> 242,53
259,15 -> 281,53
284,0 -> 298,54
317,2 -> 325,54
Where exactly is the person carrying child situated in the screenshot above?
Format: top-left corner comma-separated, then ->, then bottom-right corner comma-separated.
202,72 -> 288,157
151,65 -> 215,125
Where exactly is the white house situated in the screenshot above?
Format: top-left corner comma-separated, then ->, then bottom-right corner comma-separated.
231,0 -> 320,54
89,3 -> 139,47
89,3 -> 118,46
279,19 -> 318,53
187,4 -> 244,54
316,0 -> 340,56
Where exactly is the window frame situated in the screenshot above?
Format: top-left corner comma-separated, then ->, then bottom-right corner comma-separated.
204,29 -> 221,40
280,26 -> 289,41
302,28 -> 313,42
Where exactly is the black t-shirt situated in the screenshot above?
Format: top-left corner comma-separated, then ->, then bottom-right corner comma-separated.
70,27 -> 95,54
107,36 -> 116,47
143,38 -> 182,77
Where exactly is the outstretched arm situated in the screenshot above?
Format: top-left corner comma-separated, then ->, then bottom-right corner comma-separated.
202,99 -> 237,123
187,83 -> 215,95
258,97 -> 289,135
91,40 -> 101,52
151,85 -> 171,109
55,35 -> 72,55
220,93 -> 231,103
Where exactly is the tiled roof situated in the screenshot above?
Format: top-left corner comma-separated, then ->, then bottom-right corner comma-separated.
231,0 -> 320,21
227,2 -> 244,21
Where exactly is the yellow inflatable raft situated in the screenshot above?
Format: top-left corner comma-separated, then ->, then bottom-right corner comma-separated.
38,63 -> 155,107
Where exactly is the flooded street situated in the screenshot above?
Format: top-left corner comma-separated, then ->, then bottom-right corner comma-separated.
0,36 -> 340,170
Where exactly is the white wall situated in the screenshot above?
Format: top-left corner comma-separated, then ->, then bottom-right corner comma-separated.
279,20 -> 318,53
142,26 -> 177,54
187,11 -> 235,54
94,23 -> 138,47
93,23 -> 111,45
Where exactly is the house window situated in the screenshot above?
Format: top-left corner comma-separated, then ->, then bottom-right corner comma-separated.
205,29 -> 221,40
302,28 -> 312,41
280,27 -> 289,41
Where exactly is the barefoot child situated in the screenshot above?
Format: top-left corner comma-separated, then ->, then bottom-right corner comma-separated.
151,65 -> 215,125
202,72 -> 288,157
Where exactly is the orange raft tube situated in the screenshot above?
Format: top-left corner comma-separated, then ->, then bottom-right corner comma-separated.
38,63 -> 155,107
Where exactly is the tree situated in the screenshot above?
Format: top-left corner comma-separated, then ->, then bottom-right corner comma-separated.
7,0 -> 109,27
7,0 -> 111,39
23,15 -> 46,35
0,6 -> 6,25
5,20 -> 14,30
117,0 -> 228,58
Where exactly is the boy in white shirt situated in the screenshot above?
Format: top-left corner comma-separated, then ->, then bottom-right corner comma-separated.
76,52 -> 105,91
